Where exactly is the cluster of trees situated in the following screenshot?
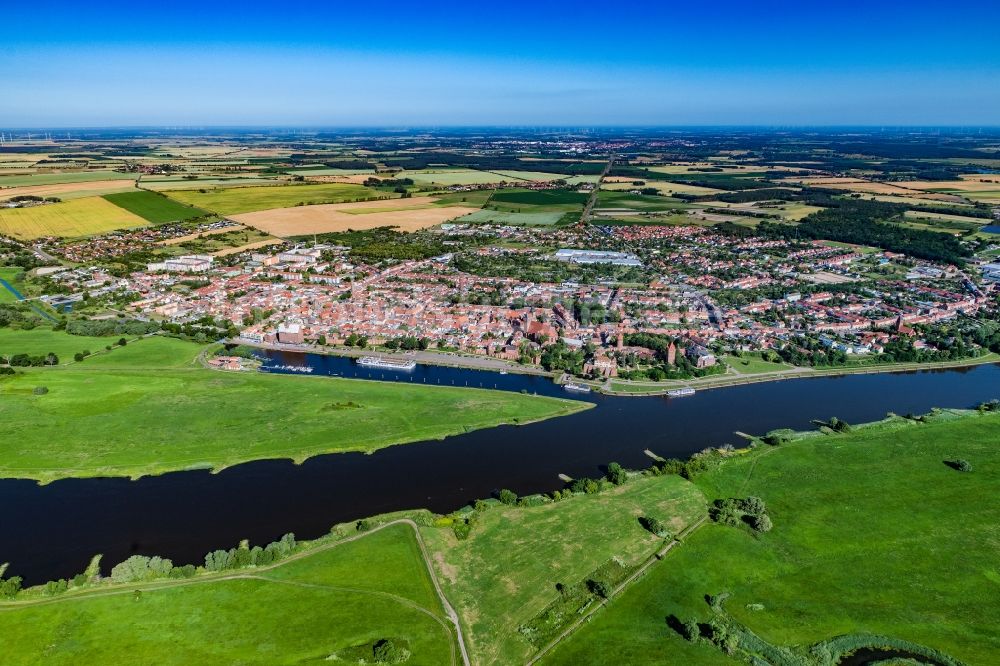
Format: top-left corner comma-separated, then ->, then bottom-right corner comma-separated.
3,194 -> 60,204
110,555 -> 191,583
343,333 -> 369,348
0,303 -> 47,329
362,176 -> 414,188
161,318 -> 238,343
382,336 -> 430,351
0,574 -> 23,599
371,638 -> 409,664
204,533 -> 297,572
4,352 -> 58,367
651,455 -> 714,480
756,199 -> 971,265
454,252 -> 648,286
639,515 -> 669,538
710,496 -> 773,533
66,318 -> 160,337
618,332 -> 725,381
539,340 -> 586,374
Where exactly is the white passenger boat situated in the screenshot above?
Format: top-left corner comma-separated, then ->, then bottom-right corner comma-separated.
563,382 -> 592,393
667,387 -> 696,397
356,356 -> 417,371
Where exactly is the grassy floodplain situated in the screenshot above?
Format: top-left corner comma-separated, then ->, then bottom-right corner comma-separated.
0,523 -> 458,666
0,267 -> 24,303
543,410 -> 1000,665
421,475 -> 706,665
0,327 -> 135,359
166,183 -> 381,215
0,335 -> 589,482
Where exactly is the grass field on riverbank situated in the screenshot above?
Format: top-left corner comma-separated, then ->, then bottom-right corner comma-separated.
542,410 -> 1000,665
0,327 -> 138,360
0,523 -> 458,666
0,334 -> 589,482
421,475 -> 706,666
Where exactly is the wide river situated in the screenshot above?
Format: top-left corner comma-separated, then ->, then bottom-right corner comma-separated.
3,350 -> 999,585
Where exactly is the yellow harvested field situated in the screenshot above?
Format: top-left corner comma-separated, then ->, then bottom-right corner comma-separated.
905,177 -> 1000,192
647,163 -> 799,175
0,197 -> 148,240
305,174 -> 374,184
232,201 -> 479,236
158,224 -> 246,245
211,238 -> 284,257
0,179 -> 138,201
783,177 -> 957,199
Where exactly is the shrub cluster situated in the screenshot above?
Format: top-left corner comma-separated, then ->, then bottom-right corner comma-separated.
710,496 -> 773,533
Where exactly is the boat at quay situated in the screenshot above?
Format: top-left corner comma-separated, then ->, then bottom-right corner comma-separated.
356,355 -> 418,371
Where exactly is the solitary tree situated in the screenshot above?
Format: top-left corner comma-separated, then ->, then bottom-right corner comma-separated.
606,462 -> 627,486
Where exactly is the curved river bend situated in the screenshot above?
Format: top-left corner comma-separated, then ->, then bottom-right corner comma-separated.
3,351 -> 998,585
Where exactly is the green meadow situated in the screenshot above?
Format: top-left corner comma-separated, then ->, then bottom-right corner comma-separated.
421,475 -> 706,666
543,411 -> 1000,665
166,183 -> 380,215
721,353 -> 795,375
0,524 -> 458,666
0,327 -> 131,360
0,267 -> 24,303
103,190 -> 208,224
0,334 -> 589,482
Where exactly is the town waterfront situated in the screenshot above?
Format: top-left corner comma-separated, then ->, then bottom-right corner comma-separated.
1,354 -> 998,585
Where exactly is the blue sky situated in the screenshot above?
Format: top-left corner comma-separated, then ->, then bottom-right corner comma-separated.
2,0 -> 999,126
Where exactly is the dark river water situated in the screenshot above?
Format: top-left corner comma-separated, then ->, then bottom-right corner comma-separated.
2,350 -> 999,585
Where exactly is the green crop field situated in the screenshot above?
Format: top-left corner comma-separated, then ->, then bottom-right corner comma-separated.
102,191 -> 208,224
455,210 -> 568,226
0,524 -> 457,666
165,183 -> 380,215
0,196 -> 149,239
0,334 -> 589,482
421,475 -> 706,665
543,411 -> 1000,665
596,190 -> 692,212
490,189 -> 589,207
